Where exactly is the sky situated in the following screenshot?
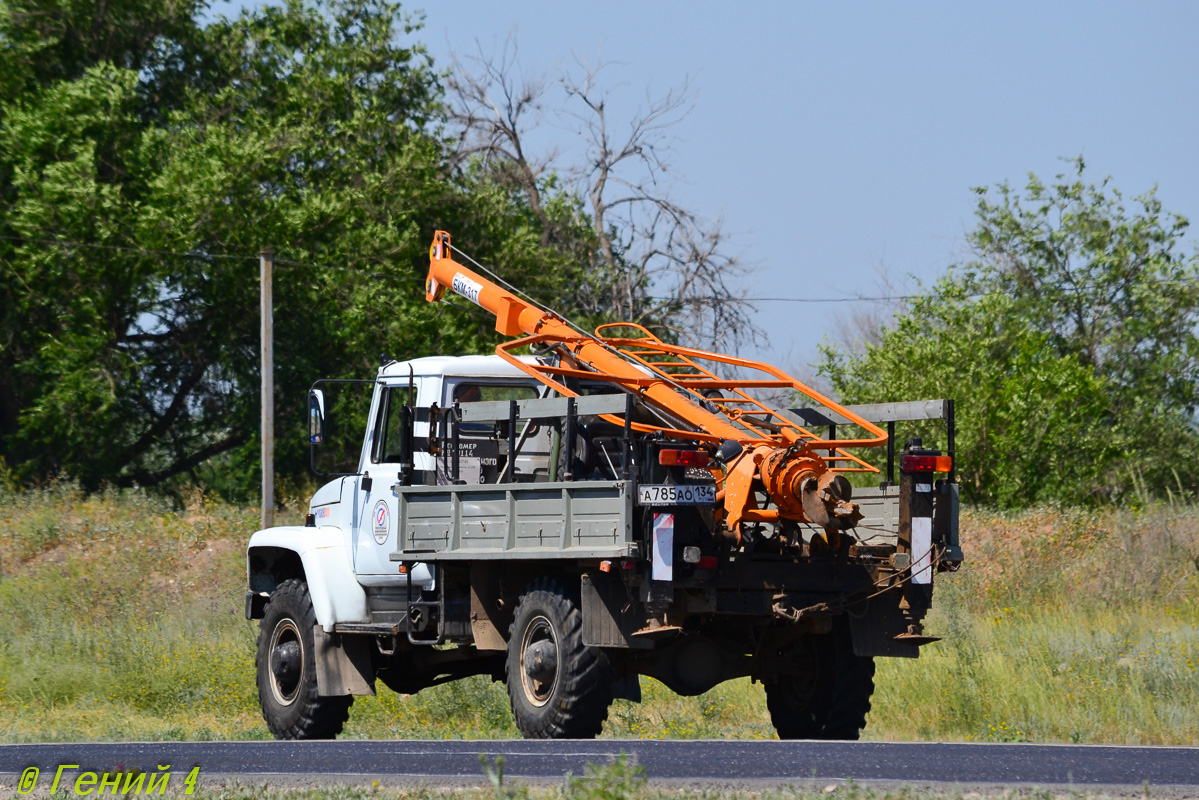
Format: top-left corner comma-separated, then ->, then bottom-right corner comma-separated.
220,1 -> 1199,373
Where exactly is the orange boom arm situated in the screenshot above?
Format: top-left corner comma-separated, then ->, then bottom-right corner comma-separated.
426,233 -> 749,442
424,231 -> 888,537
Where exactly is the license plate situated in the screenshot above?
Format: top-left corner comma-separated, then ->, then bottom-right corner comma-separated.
637,484 -> 716,506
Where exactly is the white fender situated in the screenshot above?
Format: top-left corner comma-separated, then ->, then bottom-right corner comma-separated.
247,526 -> 367,631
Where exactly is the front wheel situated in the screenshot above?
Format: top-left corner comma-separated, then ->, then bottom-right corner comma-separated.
764,620 -> 875,740
506,578 -> 612,738
256,578 -> 353,739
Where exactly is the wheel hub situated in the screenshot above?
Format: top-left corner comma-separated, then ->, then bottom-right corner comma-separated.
524,639 -> 558,684
519,614 -> 559,707
272,641 -> 301,685
269,619 -> 304,705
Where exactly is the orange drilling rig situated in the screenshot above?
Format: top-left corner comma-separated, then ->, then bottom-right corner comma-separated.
246,229 -> 961,744
425,230 -> 890,543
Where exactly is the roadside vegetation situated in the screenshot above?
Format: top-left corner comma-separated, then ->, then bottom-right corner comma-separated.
2,484 -> 1195,745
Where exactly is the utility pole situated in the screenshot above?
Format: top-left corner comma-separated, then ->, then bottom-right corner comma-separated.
260,249 -> 275,529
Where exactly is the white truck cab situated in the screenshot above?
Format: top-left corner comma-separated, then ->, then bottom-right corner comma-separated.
248,354 -> 549,628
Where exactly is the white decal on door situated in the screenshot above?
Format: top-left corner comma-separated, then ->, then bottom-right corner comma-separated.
372,499 -> 390,544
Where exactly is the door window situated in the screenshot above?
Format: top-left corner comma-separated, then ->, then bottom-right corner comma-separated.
374,389 -> 408,464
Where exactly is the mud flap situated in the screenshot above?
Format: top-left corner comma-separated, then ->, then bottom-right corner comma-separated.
469,563 -> 508,651
847,596 -> 919,659
581,572 -> 650,649
314,627 -> 377,695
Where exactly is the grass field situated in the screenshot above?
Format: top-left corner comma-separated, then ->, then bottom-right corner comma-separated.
1,483 -> 1197,746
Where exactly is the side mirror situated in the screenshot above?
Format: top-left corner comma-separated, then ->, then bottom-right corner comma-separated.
309,389 -> 326,444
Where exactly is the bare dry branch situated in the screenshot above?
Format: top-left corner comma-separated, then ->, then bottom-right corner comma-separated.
446,44 -> 764,353
446,36 -> 560,244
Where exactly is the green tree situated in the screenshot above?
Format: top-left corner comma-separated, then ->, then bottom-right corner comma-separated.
819,159 -> 1199,506
0,0 -> 592,496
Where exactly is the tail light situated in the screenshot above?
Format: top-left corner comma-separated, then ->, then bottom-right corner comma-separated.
900,454 -> 953,473
659,449 -> 710,467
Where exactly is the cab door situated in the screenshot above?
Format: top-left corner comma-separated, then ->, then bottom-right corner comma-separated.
352,381 -> 429,586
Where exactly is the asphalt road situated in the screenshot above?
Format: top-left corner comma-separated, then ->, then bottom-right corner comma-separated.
3,740 -> 1199,789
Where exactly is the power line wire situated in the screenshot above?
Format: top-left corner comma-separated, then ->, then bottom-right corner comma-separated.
273,257 -> 423,281
0,234 -> 251,261
712,295 -> 924,304
5,233 -> 1197,305
0,234 -> 425,282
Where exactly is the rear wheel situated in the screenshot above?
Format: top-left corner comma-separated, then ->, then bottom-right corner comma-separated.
765,621 -> 875,740
506,578 -> 612,738
256,579 -> 353,739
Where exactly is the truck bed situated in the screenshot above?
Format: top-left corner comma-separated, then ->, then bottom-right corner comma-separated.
389,480 -> 638,562
386,479 -> 908,563
383,397 -> 953,563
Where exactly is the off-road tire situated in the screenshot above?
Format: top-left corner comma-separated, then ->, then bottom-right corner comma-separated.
256,578 -> 353,739
765,620 -> 875,740
506,577 -> 612,739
